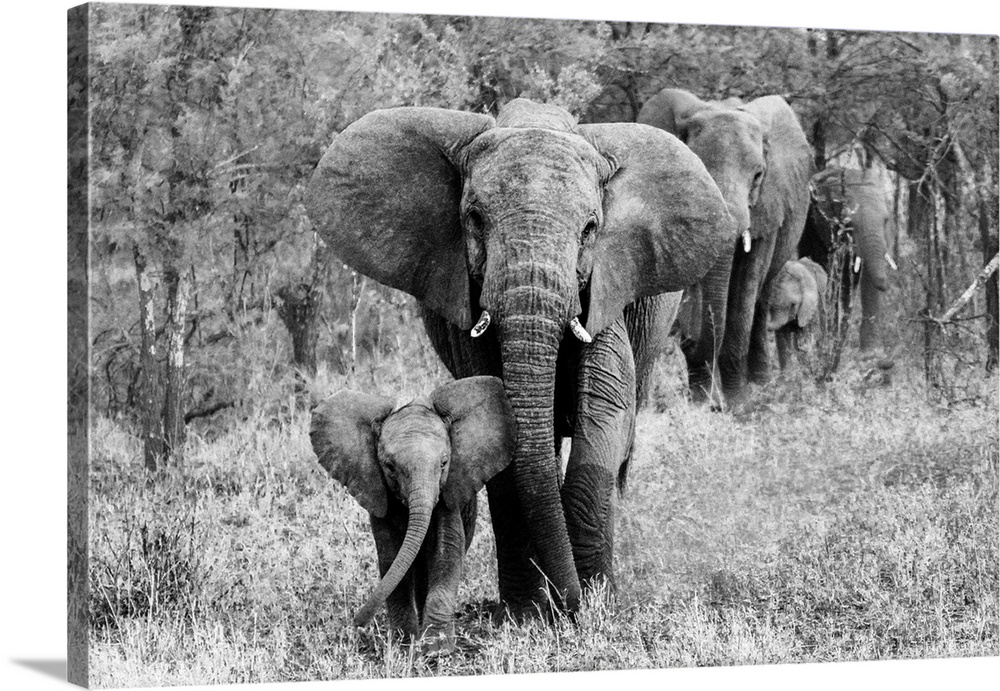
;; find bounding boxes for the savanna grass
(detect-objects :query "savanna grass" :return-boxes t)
[87,353,999,686]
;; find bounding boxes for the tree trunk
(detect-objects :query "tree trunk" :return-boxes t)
[276,282,324,376]
[979,194,999,370]
[133,245,165,471]
[161,263,190,463]
[349,272,365,371]
[277,234,331,379]
[909,179,939,381]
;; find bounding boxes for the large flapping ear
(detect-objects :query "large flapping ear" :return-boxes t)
[310,391,396,517]
[305,107,494,329]
[576,123,734,336]
[742,96,814,235]
[637,88,711,142]
[430,376,515,509]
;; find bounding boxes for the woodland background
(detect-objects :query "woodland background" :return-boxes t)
[58,1,999,687]
[80,4,998,461]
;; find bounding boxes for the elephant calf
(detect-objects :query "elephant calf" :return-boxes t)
[310,376,514,654]
[766,257,828,370]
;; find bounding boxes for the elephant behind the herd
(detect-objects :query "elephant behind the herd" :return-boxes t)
[637,88,815,409]
[305,98,734,621]
[799,166,896,357]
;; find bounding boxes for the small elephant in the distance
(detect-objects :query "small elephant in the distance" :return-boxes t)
[310,375,515,654]
[766,257,829,370]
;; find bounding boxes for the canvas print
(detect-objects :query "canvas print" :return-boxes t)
[67,2,999,687]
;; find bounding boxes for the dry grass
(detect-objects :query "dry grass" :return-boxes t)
[86,355,999,687]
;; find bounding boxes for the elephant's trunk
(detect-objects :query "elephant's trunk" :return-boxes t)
[353,494,434,627]
[496,282,581,613]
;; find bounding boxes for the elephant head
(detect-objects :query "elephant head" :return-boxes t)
[310,376,515,627]
[305,99,732,611]
[766,258,828,332]
[639,89,813,403]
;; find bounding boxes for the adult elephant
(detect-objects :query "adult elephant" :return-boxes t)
[305,99,733,618]
[638,89,813,407]
[799,166,894,354]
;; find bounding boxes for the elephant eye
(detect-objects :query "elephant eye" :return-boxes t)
[581,214,599,242]
[749,170,765,205]
[465,207,486,235]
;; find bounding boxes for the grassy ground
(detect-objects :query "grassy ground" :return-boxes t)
[87,354,999,687]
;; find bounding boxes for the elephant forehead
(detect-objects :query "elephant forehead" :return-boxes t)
[689,111,765,164]
[465,129,605,204]
[495,98,577,130]
[380,405,450,456]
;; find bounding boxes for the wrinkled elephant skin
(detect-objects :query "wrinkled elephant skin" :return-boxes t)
[639,88,814,408]
[305,99,733,618]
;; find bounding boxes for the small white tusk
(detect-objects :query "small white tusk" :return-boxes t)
[884,252,898,271]
[569,317,593,343]
[470,310,491,338]
[742,230,752,253]
[854,256,862,273]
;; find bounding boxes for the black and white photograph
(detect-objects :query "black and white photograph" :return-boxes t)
[12,0,1000,688]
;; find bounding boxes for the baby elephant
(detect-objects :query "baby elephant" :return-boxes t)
[310,375,514,653]
[766,257,829,369]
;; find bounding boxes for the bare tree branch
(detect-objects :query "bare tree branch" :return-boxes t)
[932,253,1000,324]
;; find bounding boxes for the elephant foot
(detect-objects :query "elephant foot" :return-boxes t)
[420,625,457,657]
[747,367,771,386]
[722,383,751,413]
[492,592,555,625]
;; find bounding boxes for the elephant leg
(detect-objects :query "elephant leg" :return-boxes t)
[420,308,545,619]
[369,513,419,640]
[747,301,773,384]
[562,318,636,592]
[775,324,795,370]
[485,470,548,621]
[420,505,467,654]
[719,232,777,403]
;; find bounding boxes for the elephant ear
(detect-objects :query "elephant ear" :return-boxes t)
[310,391,396,517]
[799,257,828,297]
[577,123,734,336]
[430,376,515,509]
[305,108,495,329]
[743,96,814,238]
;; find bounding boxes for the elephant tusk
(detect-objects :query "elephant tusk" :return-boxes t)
[470,310,491,338]
[884,252,898,271]
[854,256,862,273]
[742,230,752,253]
[569,317,593,343]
